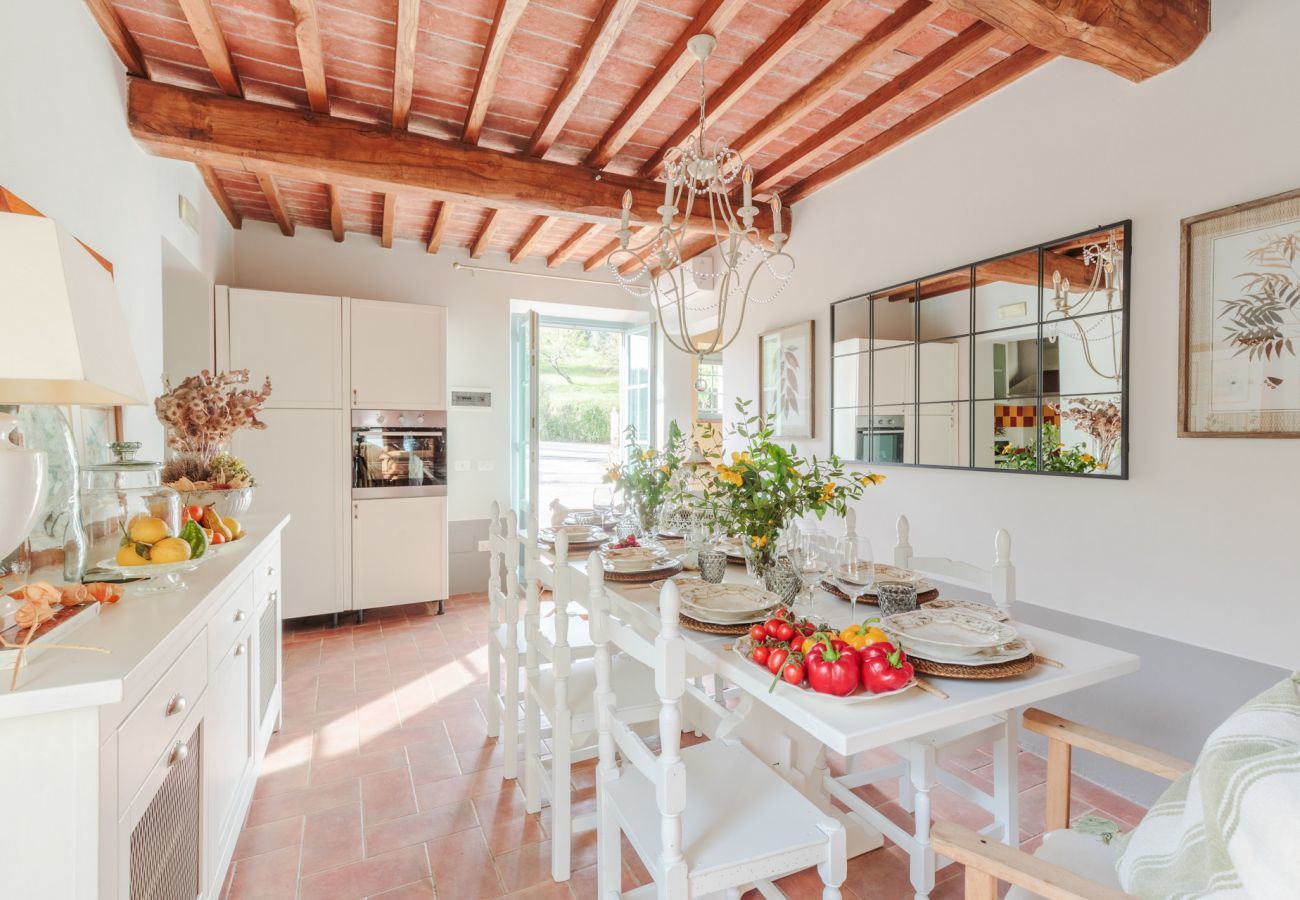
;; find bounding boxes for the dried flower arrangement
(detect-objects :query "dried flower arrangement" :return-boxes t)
[155,369,272,488]
[1056,397,1122,470]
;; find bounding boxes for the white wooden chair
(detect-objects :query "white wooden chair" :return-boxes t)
[933,707,1194,900]
[592,574,849,899]
[522,527,658,882]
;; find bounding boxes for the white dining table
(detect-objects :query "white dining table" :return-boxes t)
[562,555,1140,898]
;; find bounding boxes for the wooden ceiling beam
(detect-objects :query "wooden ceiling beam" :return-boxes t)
[729,0,942,163]
[510,216,552,263]
[427,201,455,253]
[471,209,502,259]
[256,173,294,236]
[391,0,421,129]
[548,222,598,268]
[755,22,1003,193]
[381,193,395,248]
[640,0,853,179]
[583,225,656,272]
[175,0,242,97]
[83,0,148,77]
[127,79,674,227]
[877,248,1095,301]
[463,0,530,144]
[946,0,1209,82]
[287,0,330,114]
[529,0,639,158]
[585,0,748,170]
[786,46,1053,203]
[198,164,241,229]
[327,184,344,241]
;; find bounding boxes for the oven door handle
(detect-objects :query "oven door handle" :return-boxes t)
[353,430,446,438]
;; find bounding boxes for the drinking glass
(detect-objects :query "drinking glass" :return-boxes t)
[592,485,614,527]
[793,530,833,613]
[831,536,875,621]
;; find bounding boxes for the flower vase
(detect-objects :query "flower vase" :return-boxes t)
[633,503,658,541]
[741,536,777,582]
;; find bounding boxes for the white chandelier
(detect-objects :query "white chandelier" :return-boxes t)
[1044,228,1123,382]
[608,33,794,366]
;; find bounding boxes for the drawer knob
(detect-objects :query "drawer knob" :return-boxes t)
[165,694,187,717]
[269,590,279,604]
[167,741,189,767]
[234,609,247,622]
[234,642,246,657]
[267,566,277,578]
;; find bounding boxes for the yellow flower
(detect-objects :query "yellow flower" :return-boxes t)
[1081,453,1095,465]
[818,482,836,503]
[857,472,885,486]
[641,449,657,460]
[658,465,670,474]
[750,535,768,549]
[605,467,621,482]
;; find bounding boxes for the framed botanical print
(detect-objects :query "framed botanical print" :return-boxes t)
[1180,187,1300,437]
[759,320,815,438]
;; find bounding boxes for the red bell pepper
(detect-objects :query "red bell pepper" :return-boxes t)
[803,633,861,696]
[861,643,914,693]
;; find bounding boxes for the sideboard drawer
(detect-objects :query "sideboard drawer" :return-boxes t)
[118,631,207,810]
[209,573,255,664]
[254,543,281,611]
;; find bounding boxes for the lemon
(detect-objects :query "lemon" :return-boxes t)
[128,515,169,545]
[150,537,192,564]
[221,516,243,539]
[116,544,149,567]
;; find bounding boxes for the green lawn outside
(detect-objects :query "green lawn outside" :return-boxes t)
[538,326,620,444]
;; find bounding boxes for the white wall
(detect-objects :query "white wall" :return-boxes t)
[0,2,234,455]
[232,224,662,522]
[726,0,1300,670]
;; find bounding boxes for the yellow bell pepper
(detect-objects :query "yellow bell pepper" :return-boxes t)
[838,618,889,650]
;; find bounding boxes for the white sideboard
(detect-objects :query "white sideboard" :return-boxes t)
[0,515,288,900]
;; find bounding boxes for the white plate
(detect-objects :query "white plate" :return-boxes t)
[884,608,1019,659]
[603,555,678,575]
[97,556,205,577]
[673,581,778,618]
[540,525,608,545]
[904,636,1036,667]
[600,546,669,571]
[921,598,1010,622]
[732,638,916,703]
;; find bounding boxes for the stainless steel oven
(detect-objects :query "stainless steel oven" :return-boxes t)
[351,410,447,498]
[856,414,905,464]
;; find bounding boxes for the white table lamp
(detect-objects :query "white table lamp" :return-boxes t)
[0,211,147,565]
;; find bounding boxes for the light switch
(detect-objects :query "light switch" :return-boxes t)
[454,460,471,472]
[477,460,495,471]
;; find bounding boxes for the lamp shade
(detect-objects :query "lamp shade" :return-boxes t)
[0,212,146,405]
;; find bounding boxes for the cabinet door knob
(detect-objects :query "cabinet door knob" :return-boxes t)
[234,642,245,657]
[269,590,279,604]
[234,609,247,622]
[165,694,187,717]
[167,741,189,767]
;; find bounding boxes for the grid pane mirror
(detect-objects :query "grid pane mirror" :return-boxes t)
[831,222,1130,478]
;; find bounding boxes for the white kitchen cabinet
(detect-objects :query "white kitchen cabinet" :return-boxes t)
[352,496,448,611]
[233,409,346,618]
[227,288,343,408]
[205,627,253,863]
[350,299,446,410]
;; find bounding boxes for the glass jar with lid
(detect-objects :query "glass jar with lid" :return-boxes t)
[80,441,182,575]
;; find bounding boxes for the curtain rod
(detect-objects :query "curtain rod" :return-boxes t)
[451,261,622,287]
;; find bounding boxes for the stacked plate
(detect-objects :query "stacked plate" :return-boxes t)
[672,580,779,625]
[539,524,609,547]
[600,545,678,575]
[882,608,1033,665]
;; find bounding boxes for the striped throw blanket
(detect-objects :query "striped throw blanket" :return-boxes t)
[1115,673,1300,898]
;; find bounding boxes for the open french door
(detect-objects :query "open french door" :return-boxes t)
[620,322,656,445]
[510,310,539,525]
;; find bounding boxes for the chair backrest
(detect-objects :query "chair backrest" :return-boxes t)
[592,574,689,893]
[893,514,1015,612]
[487,501,521,630]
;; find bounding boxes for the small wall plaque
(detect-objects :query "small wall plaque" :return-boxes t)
[451,389,492,410]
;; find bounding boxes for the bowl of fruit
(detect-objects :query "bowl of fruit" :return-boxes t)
[163,453,256,519]
[182,503,245,551]
[100,512,212,593]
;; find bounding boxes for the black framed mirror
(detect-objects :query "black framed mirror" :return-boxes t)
[830,221,1130,478]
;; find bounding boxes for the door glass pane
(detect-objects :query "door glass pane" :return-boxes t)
[974,325,1041,401]
[976,249,1038,333]
[623,326,652,443]
[1042,227,1125,321]
[918,402,970,467]
[509,312,536,518]
[918,268,971,341]
[919,337,969,402]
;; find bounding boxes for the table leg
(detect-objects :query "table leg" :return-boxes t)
[908,741,937,900]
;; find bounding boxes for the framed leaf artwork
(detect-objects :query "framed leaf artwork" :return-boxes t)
[759,320,815,438]
[1180,187,1300,437]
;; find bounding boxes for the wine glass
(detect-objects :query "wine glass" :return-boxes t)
[592,485,614,528]
[794,530,833,613]
[831,535,875,621]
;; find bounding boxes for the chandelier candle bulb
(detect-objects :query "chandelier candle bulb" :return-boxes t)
[742,165,753,207]
[621,189,632,229]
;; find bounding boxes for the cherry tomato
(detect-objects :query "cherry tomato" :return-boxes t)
[774,621,796,643]
[783,660,805,685]
[764,617,785,639]
[767,647,789,675]
[749,624,767,643]
[773,607,790,619]
[210,532,227,545]
[751,645,770,666]
[798,621,817,637]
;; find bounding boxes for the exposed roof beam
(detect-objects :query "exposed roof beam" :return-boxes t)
[640,0,853,178]
[381,193,395,248]
[583,225,655,272]
[754,23,1003,193]
[176,0,242,97]
[946,0,1209,82]
[585,0,748,170]
[128,79,672,226]
[511,216,552,263]
[729,0,941,163]
[391,0,421,129]
[287,0,330,114]
[877,249,1094,301]
[786,46,1053,203]
[463,0,530,144]
[427,201,455,253]
[83,0,148,77]
[198,164,241,229]
[471,209,502,259]
[256,173,294,236]
[548,223,598,268]
[327,184,343,241]
[529,0,639,158]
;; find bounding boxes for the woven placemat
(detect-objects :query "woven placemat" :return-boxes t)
[604,561,683,583]
[820,581,940,605]
[539,539,606,553]
[678,613,755,636]
[909,653,1035,679]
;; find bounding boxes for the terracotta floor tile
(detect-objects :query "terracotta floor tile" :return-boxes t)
[369,879,437,899]
[299,843,432,900]
[473,788,547,854]
[416,765,510,808]
[227,843,301,900]
[312,746,408,786]
[503,880,574,899]
[426,828,506,899]
[365,801,480,857]
[407,735,463,785]
[301,801,364,876]
[362,767,419,824]
[247,777,360,827]
[231,815,303,861]
[843,844,918,898]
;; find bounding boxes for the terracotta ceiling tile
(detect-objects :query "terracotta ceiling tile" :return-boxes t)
[928,7,981,34]
[993,33,1027,55]
[897,24,959,57]
[826,0,891,34]
[640,0,706,18]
